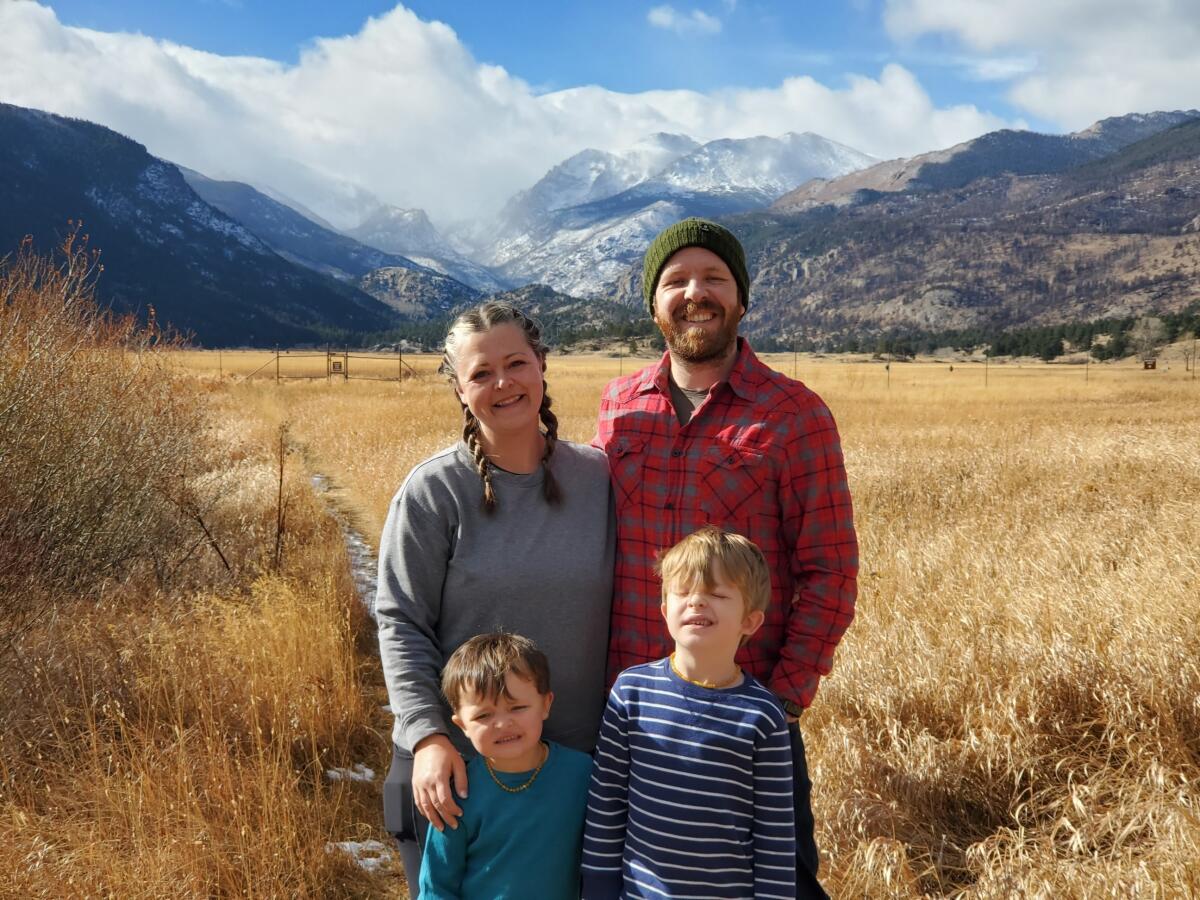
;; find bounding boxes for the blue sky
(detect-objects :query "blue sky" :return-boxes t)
[6,2,1199,223]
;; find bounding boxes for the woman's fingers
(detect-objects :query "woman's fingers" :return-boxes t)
[433,780,463,829]
[415,783,447,832]
[451,752,469,802]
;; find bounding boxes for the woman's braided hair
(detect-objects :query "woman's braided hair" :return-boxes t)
[439,301,560,513]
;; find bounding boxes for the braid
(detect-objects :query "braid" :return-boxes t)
[442,300,562,510]
[462,406,497,512]
[539,388,561,505]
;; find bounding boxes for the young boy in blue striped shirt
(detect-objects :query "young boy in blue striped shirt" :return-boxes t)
[582,526,796,899]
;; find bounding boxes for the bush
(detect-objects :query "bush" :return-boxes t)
[0,230,211,648]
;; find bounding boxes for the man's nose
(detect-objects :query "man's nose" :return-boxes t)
[683,277,705,300]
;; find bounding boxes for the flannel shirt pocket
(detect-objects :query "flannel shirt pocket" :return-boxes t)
[606,436,647,504]
[701,441,765,521]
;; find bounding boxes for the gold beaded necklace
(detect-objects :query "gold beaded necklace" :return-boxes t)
[484,741,549,793]
[669,653,741,689]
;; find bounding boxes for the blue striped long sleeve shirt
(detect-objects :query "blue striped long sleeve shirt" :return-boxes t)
[581,659,796,899]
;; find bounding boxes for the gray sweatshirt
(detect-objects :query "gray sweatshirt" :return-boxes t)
[375,440,615,756]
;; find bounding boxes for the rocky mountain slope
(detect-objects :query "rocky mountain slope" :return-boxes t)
[731,115,1200,342]
[0,103,402,346]
[481,283,642,343]
[358,266,480,319]
[773,110,1200,213]
[180,168,425,280]
[348,206,506,292]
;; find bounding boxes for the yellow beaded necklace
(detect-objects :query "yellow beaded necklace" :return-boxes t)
[669,653,741,689]
[484,741,549,793]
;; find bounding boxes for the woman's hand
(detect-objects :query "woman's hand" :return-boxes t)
[412,733,468,831]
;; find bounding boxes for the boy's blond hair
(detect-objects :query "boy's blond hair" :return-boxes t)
[441,632,551,712]
[655,525,771,616]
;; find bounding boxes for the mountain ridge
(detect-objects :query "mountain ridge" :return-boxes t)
[0,102,401,346]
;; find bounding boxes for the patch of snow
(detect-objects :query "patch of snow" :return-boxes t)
[310,474,379,612]
[186,201,268,253]
[325,839,396,874]
[325,763,376,783]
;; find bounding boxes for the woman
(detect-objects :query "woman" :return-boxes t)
[375,301,615,892]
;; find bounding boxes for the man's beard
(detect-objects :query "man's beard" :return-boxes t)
[655,302,739,364]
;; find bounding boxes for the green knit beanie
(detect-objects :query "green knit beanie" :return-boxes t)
[641,217,750,316]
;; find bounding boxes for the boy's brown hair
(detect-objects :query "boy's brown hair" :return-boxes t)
[655,525,772,616]
[441,632,551,712]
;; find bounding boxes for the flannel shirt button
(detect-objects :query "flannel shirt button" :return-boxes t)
[665,502,674,510]
[671,449,682,458]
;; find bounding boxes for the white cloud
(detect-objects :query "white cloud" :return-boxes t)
[961,55,1038,82]
[647,6,722,36]
[884,0,1200,128]
[0,2,1010,226]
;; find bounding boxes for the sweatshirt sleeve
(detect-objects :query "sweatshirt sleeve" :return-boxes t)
[752,716,797,899]
[375,464,456,751]
[581,685,630,900]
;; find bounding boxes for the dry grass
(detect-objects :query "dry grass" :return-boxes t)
[0,412,390,897]
[206,352,1199,898]
[7,338,1198,897]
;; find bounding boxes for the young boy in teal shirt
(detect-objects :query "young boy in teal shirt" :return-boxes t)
[418,633,593,899]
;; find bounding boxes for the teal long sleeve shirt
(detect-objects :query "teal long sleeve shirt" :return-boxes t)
[419,742,593,900]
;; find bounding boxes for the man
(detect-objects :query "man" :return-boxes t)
[594,217,858,898]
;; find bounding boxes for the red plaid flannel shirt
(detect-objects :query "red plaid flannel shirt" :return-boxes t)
[594,339,858,709]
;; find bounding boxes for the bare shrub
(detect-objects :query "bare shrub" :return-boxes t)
[0,229,212,649]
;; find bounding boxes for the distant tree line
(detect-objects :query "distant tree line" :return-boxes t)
[754,302,1199,361]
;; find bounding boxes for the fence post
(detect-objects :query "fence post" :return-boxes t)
[343,350,349,382]
[399,345,403,384]
[275,346,280,384]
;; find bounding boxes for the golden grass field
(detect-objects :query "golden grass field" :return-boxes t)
[5,347,1199,898]
[214,351,1200,896]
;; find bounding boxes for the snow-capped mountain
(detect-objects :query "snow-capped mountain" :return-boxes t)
[348,205,507,292]
[649,132,874,198]
[491,133,701,239]
[480,132,877,297]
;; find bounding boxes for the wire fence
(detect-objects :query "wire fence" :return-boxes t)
[240,349,421,383]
